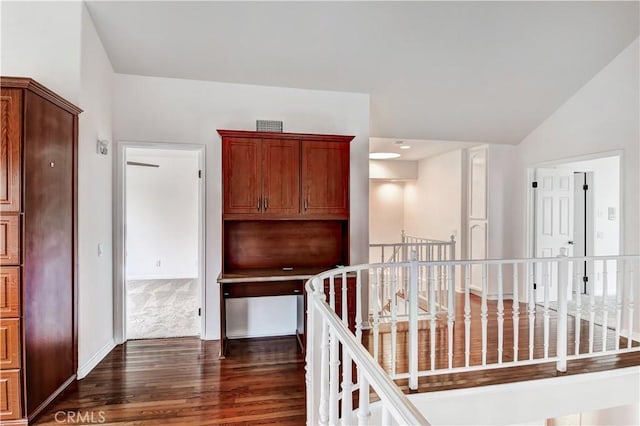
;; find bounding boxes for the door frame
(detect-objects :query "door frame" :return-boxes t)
[114,140,206,344]
[525,150,624,302]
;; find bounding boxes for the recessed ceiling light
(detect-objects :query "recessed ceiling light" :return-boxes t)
[369,152,401,160]
[399,145,411,150]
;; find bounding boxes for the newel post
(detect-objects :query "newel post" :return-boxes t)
[306,278,324,426]
[556,249,569,373]
[409,250,419,390]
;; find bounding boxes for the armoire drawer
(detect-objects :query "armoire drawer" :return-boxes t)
[0,369,22,420]
[0,215,19,266]
[0,318,20,369]
[0,267,20,317]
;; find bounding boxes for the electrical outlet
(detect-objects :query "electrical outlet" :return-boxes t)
[156,260,161,267]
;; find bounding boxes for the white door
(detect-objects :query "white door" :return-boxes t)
[534,168,574,302]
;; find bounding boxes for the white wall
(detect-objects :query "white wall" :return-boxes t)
[0,1,82,104]
[1,1,116,378]
[514,38,639,258]
[404,150,463,259]
[549,403,640,426]
[126,149,199,280]
[77,4,115,378]
[369,160,418,180]
[113,73,370,339]
[369,181,405,262]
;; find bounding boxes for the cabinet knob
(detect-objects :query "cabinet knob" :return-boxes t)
[257,197,261,211]
[223,292,230,296]
[293,289,301,293]
[50,162,55,168]
[264,197,268,211]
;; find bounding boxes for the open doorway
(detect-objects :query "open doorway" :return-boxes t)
[114,143,205,343]
[530,153,622,301]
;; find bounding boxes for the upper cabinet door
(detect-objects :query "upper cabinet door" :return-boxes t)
[0,89,22,213]
[301,141,350,217]
[262,139,300,215]
[223,137,261,214]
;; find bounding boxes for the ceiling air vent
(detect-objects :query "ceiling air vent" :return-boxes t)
[256,120,283,132]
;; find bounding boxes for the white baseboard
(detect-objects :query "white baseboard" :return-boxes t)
[226,328,297,339]
[77,338,116,379]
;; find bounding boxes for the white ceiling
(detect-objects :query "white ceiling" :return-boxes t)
[86,1,639,144]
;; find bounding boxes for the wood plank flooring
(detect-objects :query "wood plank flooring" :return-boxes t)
[33,337,305,425]
[32,293,640,424]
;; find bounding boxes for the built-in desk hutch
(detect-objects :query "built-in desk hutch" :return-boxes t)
[217,129,354,358]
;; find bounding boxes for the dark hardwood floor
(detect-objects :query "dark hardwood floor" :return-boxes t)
[33,294,640,424]
[33,337,306,425]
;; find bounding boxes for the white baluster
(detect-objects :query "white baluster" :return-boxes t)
[615,260,623,351]
[543,262,550,359]
[589,259,596,354]
[381,405,391,426]
[447,264,455,369]
[601,260,609,352]
[512,263,520,362]
[372,269,380,362]
[481,264,488,366]
[355,270,363,342]
[319,317,330,425]
[329,275,336,311]
[528,263,536,360]
[464,264,471,367]
[390,266,398,376]
[357,376,370,425]
[329,326,339,426]
[574,268,582,356]
[429,265,437,371]
[340,273,353,426]
[627,269,635,349]
[556,250,569,373]
[497,264,504,364]
[409,254,419,390]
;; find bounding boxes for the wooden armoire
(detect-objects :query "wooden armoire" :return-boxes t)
[0,77,80,424]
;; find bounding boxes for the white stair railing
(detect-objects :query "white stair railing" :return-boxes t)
[305,275,429,426]
[306,254,640,423]
[369,233,456,320]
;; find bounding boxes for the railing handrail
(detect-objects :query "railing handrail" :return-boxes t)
[321,254,640,276]
[307,280,430,425]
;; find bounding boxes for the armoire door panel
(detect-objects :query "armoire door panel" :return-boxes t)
[0,215,19,265]
[0,318,20,369]
[0,89,22,213]
[223,137,261,214]
[24,90,74,415]
[0,267,20,317]
[262,139,300,215]
[0,369,21,421]
[301,141,349,217]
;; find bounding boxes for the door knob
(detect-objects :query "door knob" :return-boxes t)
[568,241,574,245]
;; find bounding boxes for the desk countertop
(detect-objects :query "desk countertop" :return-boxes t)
[217,266,346,283]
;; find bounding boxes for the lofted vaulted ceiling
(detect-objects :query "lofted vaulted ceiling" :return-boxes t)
[86,1,639,144]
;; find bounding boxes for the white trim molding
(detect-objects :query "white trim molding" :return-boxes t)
[77,339,116,379]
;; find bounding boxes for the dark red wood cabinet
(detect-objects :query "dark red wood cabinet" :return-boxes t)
[217,129,353,358]
[0,77,80,424]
